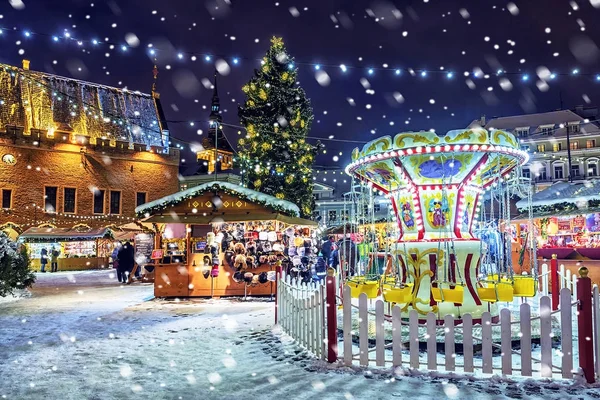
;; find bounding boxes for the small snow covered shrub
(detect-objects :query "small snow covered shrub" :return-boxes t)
[0,232,35,297]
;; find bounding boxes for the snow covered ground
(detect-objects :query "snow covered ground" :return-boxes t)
[0,270,598,399]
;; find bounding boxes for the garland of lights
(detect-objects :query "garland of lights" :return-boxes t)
[2,26,600,82]
[136,181,300,218]
[518,200,600,214]
[20,230,115,243]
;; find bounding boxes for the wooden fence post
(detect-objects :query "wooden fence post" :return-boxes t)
[326,267,338,363]
[275,261,282,324]
[577,266,595,383]
[551,254,559,311]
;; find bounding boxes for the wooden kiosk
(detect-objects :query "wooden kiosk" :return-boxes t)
[136,182,317,298]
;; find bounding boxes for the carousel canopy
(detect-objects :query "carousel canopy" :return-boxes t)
[19,227,113,243]
[516,180,600,214]
[135,182,312,224]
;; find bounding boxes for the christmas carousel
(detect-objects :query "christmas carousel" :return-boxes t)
[343,128,536,322]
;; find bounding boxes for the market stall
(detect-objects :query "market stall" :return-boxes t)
[136,182,317,298]
[19,227,113,271]
[514,180,600,285]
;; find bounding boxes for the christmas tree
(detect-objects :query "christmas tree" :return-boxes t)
[237,37,320,218]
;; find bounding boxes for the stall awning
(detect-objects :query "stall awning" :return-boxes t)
[142,212,317,226]
[19,227,113,243]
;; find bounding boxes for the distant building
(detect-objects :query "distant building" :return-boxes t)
[0,61,180,239]
[179,72,241,191]
[314,184,391,227]
[313,182,335,201]
[469,107,600,191]
[195,72,234,174]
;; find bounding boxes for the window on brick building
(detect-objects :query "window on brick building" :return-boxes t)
[93,189,105,214]
[63,188,76,213]
[1,189,12,209]
[136,192,147,208]
[44,186,58,213]
[110,191,121,214]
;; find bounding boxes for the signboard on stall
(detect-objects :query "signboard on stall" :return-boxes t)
[557,219,572,232]
[134,234,154,264]
[151,249,164,260]
[573,215,585,233]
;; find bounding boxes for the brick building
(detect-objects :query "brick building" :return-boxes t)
[0,61,179,239]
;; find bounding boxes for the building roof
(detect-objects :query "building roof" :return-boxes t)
[0,62,168,149]
[313,182,335,191]
[469,109,600,140]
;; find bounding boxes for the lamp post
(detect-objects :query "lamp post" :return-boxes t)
[565,123,573,182]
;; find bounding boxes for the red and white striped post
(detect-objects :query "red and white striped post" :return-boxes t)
[326,267,338,363]
[577,266,595,383]
[551,254,559,311]
[275,261,283,324]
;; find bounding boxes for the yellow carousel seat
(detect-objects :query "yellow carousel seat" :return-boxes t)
[347,276,379,299]
[431,283,465,304]
[381,277,414,303]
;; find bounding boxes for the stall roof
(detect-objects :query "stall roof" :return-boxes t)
[141,212,317,226]
[19,227,113,242]
[135,181,301,218]
[516,180,600,209]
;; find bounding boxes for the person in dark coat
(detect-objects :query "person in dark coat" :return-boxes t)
[117,241,135,283]
[321,236,336,267]
[40,248,48,273]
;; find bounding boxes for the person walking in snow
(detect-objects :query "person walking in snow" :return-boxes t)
[117,241,135,284]
[50,246,60,272]
[40,248,48,273]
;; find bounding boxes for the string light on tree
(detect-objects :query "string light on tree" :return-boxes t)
[237,37,321,217]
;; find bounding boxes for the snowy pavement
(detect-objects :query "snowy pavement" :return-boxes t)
[0,270,597,400]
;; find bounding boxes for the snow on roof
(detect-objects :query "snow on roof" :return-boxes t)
[135,181,300,217]
[516,180,600,209]
[0,62,168,149]
[19,227,112,242]
[484,110,584,129]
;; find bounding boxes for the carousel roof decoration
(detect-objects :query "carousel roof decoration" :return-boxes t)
[135,182,301,218]
[0,62,169,149]
[346,128,528,194]
[18,227,114,243]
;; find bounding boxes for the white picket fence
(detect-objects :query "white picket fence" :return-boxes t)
[340,286,580,379]
[276,273,600,381]
[276,274,326,360]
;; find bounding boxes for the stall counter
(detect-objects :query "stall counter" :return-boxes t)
[154,255,276,298]
[30,257,110,271]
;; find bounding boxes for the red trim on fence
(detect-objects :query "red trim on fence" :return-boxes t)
[326,269,338,363]
[576,267,595,383]
[275,263,282,324]
[551,255,559,311]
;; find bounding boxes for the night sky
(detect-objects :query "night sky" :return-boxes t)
[1,0,600,190]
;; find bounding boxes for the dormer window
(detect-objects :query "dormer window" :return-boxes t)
[567,122,580,134]
[515,127,529,137]
[539,125,554,135]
